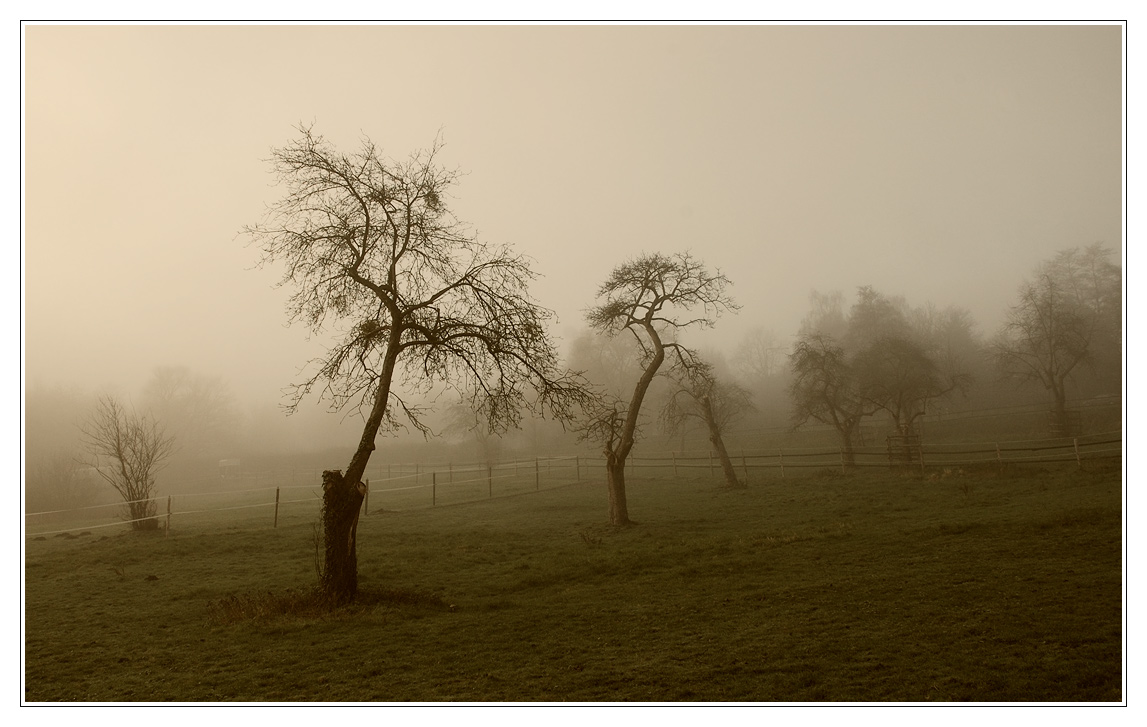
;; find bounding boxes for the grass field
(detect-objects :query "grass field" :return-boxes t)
[23,462,1123,703]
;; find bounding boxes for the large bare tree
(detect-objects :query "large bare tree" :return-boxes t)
[244,126,587,603]
[584,252,736,526]
[80,396,176,530]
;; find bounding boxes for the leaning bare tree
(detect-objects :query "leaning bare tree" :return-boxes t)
[584,252,736,526]
[80,396,176,530]
[661,360,754,489]
[244,126,588,604]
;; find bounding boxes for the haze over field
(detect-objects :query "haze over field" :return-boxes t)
[23,23,1123,415]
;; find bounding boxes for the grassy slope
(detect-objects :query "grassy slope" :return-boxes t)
[24,465,1123,702]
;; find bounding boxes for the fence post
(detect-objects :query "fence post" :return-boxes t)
[166,495,171,536]
[488,465,493,498]
[995,443,1002,470]
[840,449,846,475]
[364,479,369,516]
[576,455,581,482]
[673,452,678,478]
[741,451,749,484]
[709,451,714,476]
[432,471,437,506]
[779,450,785,479]
[1074,437,1082,469]
[274,487,280,528]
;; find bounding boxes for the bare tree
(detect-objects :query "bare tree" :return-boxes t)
[788,334,878,467]
[661,360,754,488]
[244,126,588,603]
[991,243,1121,433]
[732,326,785,383]
[80,396,176,530]
[852,336,969,435]
[791,287,973,463]
[584,252,736,526]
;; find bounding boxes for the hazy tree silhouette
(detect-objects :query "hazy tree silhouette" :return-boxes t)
[788,334,877,467]
[661,360,754,488]
[442,398,504,470]
[991,243,1121,434]
[583,252,736,526]
[790,287,971,465]
[847,287,971,435]
[244,126,589,603]
[141,366,237,461]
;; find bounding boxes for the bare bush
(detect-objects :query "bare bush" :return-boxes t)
[80,396,176,530]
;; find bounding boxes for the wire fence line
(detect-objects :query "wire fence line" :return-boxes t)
[24,455,587,539]
[625,430,1122,476]
[25,433,1121,540]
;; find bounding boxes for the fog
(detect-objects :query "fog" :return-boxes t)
[23,24,1123,453]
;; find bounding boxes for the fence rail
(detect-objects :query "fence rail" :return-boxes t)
[627,432,1121,476]
[25,433,1121,540]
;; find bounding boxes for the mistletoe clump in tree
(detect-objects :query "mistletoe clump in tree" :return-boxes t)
[244,126,588,604]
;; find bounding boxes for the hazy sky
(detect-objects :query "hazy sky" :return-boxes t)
[22,23,1124,407]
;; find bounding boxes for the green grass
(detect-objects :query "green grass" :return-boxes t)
[23,464,1123,702]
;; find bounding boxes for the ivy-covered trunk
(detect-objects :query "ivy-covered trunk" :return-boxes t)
[320,470,367,605]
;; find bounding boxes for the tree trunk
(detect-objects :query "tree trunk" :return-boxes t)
[605,454,631,527]
[128,498,159,530]
[710,432,742,488]
[320,470,367,604]
[317,331,400,604]
[1049,377,1070,435]
[598,324,664,528]
[702,396,742,488]
[840,428,858,469]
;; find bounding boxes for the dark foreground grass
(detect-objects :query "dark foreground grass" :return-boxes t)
[24,465,1123,702]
